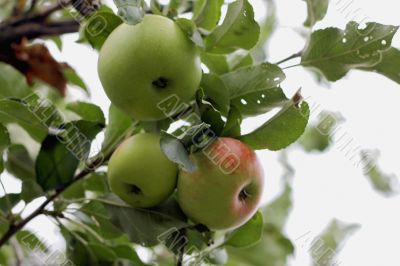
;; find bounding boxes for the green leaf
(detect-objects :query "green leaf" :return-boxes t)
[221,106,242,138]
[0,193,21,213]
[201,51,254,75]
[310,219,360,266]
[114,0,145,25]
[160,131,196,172]
[62,68,89,94]
[299,112,342,152]
[0,98,48,142]
[221,63,287,117]
[21,180,43,202]
[263,183,292,230]
[226,183,294,266]
[225,211,263,248]
[66,101,105,125]
[175,18,204,47]
[360,47,400,85]
[239,95,310,151]
[0,63,31,99]
[83,11,123,50]
[196,90,225,135]
[303,0,329,28]
[16,230,48,252]
[5,144,35,181]
[49,36,63,51]
[301,22,399,81]
[200,74,230,116]
[0,124,10,161]
[103,195,188,247]
[360,150,399,196]
[112,244,150,265]
[102,104,136,156]
[36,120,103,191]
[205,0,260,54]
[193,0,224,31]
[88,243,118,262]
[84,172,110,193]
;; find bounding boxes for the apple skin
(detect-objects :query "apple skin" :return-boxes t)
[108,133,178,208]
[98,15,202,121]
[177,138,264,230]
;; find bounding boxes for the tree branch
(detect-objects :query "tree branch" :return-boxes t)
[0,20,79,44]
[0,155,108,248]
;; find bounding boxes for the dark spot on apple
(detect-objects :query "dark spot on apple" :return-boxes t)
[239,188,250,201]
[152,77,169,89]
[130,184,142,195]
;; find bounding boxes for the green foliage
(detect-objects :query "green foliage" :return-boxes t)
[114,0,145,24]
[103,195,188,246]
[62,68,89,94]
[360,150,399,196]
[221,63,287,117]
[160,131,196,172]
[302,22,399,82]
[101,104,137,156]
[66,101,106,125]
[81,10,123,50]
[205,0,260,54]
[310,219,360,266]
[193,0,224,31]
[227,183,294,266]
[240,95,310,150]
[360,47,400,84]
[35,121,103,191]
[299,112,343,152]
[303,0,329,28]
[225,211,263,248]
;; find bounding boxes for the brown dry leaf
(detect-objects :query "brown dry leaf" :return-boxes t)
[12,38,69,96]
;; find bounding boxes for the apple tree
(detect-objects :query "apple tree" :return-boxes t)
[0,0,398,265]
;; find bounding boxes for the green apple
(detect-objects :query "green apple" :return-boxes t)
[98,15,202,121]
[177,138,264,230]
[108,133,178,208]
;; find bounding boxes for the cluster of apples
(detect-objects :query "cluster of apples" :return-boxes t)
[98,15,265,230]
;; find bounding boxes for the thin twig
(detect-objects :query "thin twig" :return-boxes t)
[275,51,303,65]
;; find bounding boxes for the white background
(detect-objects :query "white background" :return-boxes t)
[2,0,400,265]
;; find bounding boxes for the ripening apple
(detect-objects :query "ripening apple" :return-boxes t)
[98,15,202,121]
[108,133,178,208]
[177,138,264,230]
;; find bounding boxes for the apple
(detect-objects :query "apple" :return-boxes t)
[98,15,202,121]
[108,133,178,208]
[177,138,264,230]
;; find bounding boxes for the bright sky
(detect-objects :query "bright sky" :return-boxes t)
[2,0,400,265]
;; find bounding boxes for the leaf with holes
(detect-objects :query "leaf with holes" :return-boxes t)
[301,22,399,81]
[221,63,287,117]
[360,47,400,85]
[239,93,310,150]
